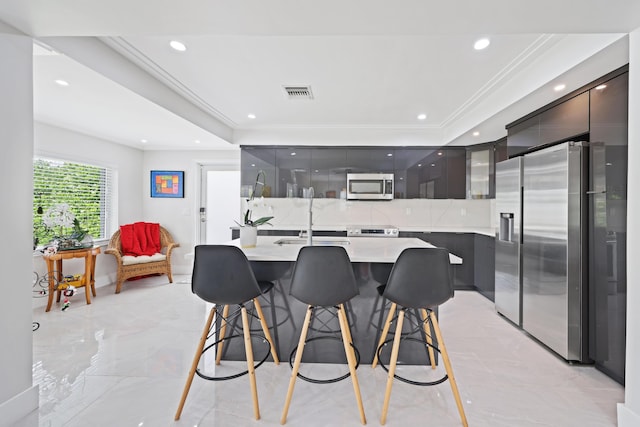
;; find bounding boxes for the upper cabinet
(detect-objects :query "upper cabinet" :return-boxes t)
[506,115,539,157]
[507,91,589,156]
[539,92,589,145]
[275,147,312,198]
[346,148,395,173]
[310,148,349,199]
[241,146,471,200]
[241,147,276,197]
[465,138,507,200]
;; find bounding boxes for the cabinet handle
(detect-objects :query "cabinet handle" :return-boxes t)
[586,190,606,195]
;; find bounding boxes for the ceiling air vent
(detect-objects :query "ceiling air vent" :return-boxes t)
[284,85,314,99]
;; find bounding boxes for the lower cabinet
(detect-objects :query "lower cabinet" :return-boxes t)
[474,234,495,301]
[400,231,495,300]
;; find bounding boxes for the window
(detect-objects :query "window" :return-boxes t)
[33,157,114,245]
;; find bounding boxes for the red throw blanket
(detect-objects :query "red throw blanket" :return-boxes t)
[120,222,161,256]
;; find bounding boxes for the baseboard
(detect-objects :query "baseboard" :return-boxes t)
[618,402,640,427]
[0,385,39,426]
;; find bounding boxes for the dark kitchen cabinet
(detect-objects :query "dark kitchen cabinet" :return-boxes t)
[446,148,467,199]
[507,93,589,157]
[400,231,475,290]
[275,147,312,198]
[310,148,349,199]
[346,148,395,174]
[241,147,276,197]
[393,148,441,199]
[507,115,539,157]
[539,92,589,145]
[241,145,470,199]
[474,233,495,301]
[588,71,628,385]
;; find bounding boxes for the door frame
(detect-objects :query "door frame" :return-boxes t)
[197,161,240,245]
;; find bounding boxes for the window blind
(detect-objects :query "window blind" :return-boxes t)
[33,157,114,244]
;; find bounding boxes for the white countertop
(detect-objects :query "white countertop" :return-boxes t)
[226,235,462,264]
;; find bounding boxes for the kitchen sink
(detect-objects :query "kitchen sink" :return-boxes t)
[273,238,350,246]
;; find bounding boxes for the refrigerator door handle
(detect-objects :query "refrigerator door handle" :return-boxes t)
[586,190,607,195]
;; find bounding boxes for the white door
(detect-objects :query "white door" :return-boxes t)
[199,166,240,244]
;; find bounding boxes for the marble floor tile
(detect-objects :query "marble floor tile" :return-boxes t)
[24,275,623,426]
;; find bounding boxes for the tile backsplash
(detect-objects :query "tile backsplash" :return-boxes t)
[245,198,495,231]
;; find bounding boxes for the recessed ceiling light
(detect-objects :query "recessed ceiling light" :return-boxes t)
[474,38,490,50]
[596,84,607,90]
[431,163,436,167]
[194,140,201,144]
[554,84,566,91]
[251,163,256,167]
[417,113,427,120]
[169,40,187,52]
[387,153,393,157]
[418,164,422,167]
[315,170,319,173]
[140,139,147,143]
[55,79,69,86]
[473,131,480,137]
[437,152,443,156]
[399,177,403,180]
[247,113,256,119]
[291,152,296,156]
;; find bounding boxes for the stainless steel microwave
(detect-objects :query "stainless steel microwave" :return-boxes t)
[346,173,394,200]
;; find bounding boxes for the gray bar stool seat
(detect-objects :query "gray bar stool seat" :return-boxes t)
[174,245,280,421]
[371,247,468,426]
[281,245,367,425]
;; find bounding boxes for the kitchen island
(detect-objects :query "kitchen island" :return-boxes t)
[227,235,462,264]
[216,236,461,365]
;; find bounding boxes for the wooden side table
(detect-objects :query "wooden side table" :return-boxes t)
[43,246,101,312]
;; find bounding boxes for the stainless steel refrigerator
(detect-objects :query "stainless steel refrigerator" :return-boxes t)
[494,157,522,326]
[495,141,589,363]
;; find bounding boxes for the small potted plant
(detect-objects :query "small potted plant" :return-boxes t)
[237,171,273,248]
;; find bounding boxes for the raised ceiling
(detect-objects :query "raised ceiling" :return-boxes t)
[1,1,639,150]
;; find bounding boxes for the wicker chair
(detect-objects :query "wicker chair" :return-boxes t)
[105,226,179,293]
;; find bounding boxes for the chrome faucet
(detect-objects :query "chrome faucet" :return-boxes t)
[307,187,314,245]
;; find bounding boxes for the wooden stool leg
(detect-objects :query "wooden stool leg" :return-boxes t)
[281,305,313,425]
[241,305,261,420]
[429,311,468,427]
[175,306,216,420]
[420,309,437,369]
[342,303,355,346]
[215,304,230,365]
[380,309,405,425]
[253,298,280,364]
[338,304,367,425]
[46,277,55,312]
[372,302,397,368]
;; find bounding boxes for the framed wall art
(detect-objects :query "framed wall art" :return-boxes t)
[150,170,184,198]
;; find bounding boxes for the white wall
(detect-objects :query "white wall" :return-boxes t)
[0,29,39,424]
[619,26,640,427]
[142,149,240,274]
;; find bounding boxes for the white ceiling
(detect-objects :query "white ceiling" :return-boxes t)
[1,1,639,151]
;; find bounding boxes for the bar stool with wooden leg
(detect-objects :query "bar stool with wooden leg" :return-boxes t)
[174,245,280,421]
[280,246,367,425]
[372,247,468,427]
